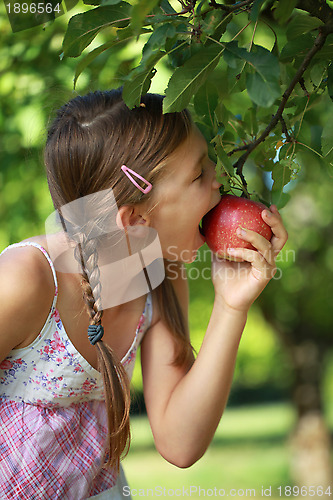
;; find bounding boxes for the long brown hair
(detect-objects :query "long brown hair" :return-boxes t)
[44,88,194,470]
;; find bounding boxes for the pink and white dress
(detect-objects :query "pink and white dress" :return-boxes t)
[0,241,152,500]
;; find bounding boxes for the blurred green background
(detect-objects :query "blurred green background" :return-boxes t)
[1,1,332,497]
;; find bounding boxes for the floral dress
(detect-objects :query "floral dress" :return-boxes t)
[0,242,153,500]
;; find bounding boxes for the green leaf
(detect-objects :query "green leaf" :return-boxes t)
[160,0,177,14]
[246,72,279,107]
[271,160,292,192]
[168,40,193,68]
[83,0,123,4]
[321,119,333,160]
[116,24,151,41]
[201,9,229,39]
[280,33,314,61]
[249,0,265,22]
[271,160,292,209]
[257,155,275,172]
[163,45,224,113]
[215,102,230,126]
[195,0,206,16]
[219,174,232,193]
[121,22,179,106]
[195,121,216,150]
[286,14,324,41]
[193,80,218,127]
[73,40,114,88]
[229,115,247,140]
[244,107,258,136]
[122,50,165,108]
[214,141,235,177]
[222,130,235,145]
[148,13,188,25]
[313,33,333,60]
[271,191,291,209]
[224,42,280,107]
[130,0,160,36]
[144,23,176,52]
[327,63,333,102]
[223,46,238,69]
[273,0,298,24]
[73,36,129,88]
[62,3,131,57]
[310,61,326,87]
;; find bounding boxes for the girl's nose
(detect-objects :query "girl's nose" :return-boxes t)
[211,165,222,190]
[208,159,221,189]
[212,176,222,190]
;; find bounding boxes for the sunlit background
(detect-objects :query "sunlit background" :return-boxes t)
[1,1,332,498]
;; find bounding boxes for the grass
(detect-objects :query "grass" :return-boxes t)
[124,403,299,499]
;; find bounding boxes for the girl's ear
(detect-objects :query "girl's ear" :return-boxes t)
[116,205,150,230]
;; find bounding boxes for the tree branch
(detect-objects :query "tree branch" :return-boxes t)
[233,26,333,176]
[209,0,253,13]
[299,77,310,97]
[279,115,292,142]
[227,143,250,156]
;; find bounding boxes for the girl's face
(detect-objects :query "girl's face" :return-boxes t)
[149,126,221,263]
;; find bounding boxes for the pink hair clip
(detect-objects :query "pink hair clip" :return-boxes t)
[121,165,152,194]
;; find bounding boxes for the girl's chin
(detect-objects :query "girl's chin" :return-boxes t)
[186,250,199,264]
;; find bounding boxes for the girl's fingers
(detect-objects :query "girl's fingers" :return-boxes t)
[221,205,287,279]
[236,227,276,267]
[261,205,288,254]
[226,247,277,280]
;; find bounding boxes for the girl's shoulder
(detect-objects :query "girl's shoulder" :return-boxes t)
[0,237,56,353]
[0,236,54,290]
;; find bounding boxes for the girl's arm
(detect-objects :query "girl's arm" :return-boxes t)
[0,247,55,362]
[141,291,246,468]
[140,206,288,468]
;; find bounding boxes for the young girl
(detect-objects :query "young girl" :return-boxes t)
[0,88,288,499]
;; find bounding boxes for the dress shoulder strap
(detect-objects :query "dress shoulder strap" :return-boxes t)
[0,242,58,307]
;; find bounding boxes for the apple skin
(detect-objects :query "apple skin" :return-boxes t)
[202,194,272,261]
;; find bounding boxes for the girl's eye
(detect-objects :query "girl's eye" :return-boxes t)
[193,169,204,182]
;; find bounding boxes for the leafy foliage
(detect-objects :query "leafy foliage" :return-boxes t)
[0,2,130,249]
[60,0,333,206]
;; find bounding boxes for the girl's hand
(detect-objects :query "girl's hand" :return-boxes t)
[211,205,288,313]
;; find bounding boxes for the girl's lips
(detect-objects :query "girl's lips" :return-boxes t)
[199,204,216,240]
[198,198,220,244]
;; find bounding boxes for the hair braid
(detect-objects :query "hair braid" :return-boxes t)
[75,240,103,321]
[74,234,131,471]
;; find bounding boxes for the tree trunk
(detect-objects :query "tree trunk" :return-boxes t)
[289,411,332,489]
[288,341,333,490]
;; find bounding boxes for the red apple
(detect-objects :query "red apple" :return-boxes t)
[202,194,272,261]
